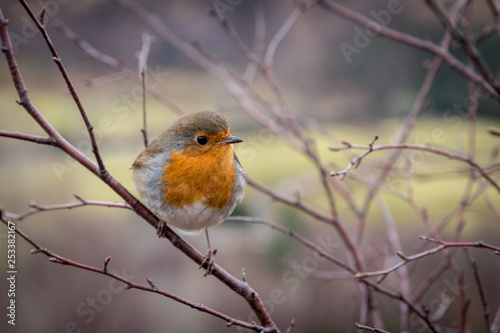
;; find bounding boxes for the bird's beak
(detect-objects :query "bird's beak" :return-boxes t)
[219,135,243,145]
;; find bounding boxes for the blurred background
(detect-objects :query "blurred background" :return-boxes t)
[1,0,499,332]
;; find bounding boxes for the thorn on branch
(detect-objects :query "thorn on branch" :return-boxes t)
[102,256,111,273]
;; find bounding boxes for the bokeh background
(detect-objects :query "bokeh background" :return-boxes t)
[1,1,499,332]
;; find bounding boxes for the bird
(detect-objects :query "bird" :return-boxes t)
[131,110,246,275]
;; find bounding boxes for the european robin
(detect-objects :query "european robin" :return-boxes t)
[132,110,246,274]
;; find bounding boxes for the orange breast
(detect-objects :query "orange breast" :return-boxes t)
[162,144,236,210]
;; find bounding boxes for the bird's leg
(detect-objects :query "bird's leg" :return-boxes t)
[156,220,168,238]
[199,228,217,276]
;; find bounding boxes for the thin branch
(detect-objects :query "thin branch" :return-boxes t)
[317,0,500,100]
[264,5,307,68]
[228,216,352,272]
[355,323,391,333]
[492,305,500,333]
[246,176,333,224]
[0,215,272,333]
[285,318,295,333]
[138,31,155,147]
[3,195,132,221]
[463,249,491,332]
[421,236,500,253]
[376,195,410,331]
[330,142,500,193]
[53,20,184,116]
[356,236,500,280]
[18,0,107,176]
[0,130,57,146]
[425,0,499,90]
[243,2,266,82]
[231,216,440,332]
[349,3,458,245]
[459,273,470,333]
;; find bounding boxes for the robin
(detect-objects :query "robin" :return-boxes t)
[132,110,246,275]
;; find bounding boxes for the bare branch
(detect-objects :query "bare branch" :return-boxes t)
[18,0,107,175]
[0,215,272,332]
[355,322,391,333]
[356,236,500,280]
[330,142,500,193]
[0,130,57,146]
[138,31,155,147]
[317,0,500,100]
[53,20,185,116]
[464,249,490,332]
[3,195,132,221]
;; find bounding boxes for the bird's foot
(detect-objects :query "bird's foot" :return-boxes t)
[156,220,168,238]
[199,248,217,277]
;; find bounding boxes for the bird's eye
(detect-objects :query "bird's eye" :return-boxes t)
[196,136,208,145]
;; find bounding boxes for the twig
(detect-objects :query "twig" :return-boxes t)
[138,32,155,147]
[228,216,352,272]
[421,236,500,254]
[349,3,459,246]
[355,236,500,280]
[243,2,266,82]
[317,0,500,100]
[376,194,410,330]
[0,215,272,332]
[492,305,500,333]
[264,5,307,68]
[330,136,378,180]
[53,20,184,116]
[330,142,500,193]
[0,130,57,146]
[18,0,107,176]
[355,323,391,333]
[458,272,469,333]
[246,176,333,224]
[285,318,295,333]
[231,216,439,332]
[463,249,491,332]
[425,0,499,91]
[3,195,132,221]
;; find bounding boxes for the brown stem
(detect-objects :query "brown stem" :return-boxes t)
[0,214,273,332]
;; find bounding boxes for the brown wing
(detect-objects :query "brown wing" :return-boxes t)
[131,130,171,169]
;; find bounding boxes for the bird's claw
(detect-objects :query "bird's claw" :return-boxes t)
[156,220,168,238]
[199,248,217,277]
